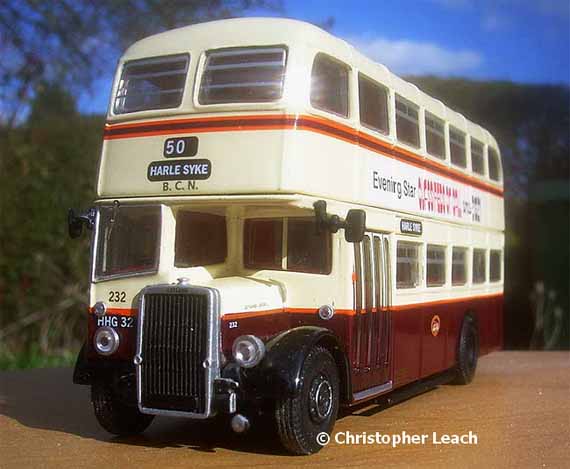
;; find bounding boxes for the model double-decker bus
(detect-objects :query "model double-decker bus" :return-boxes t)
[70,18,504,455]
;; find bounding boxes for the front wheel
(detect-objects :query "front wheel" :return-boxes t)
[91,380,154,436]
[452,315,479,385]
[275,346,339,455]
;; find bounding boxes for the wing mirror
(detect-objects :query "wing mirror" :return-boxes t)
[314,200,366,243]
[344,209,366,243]
[68,208,95,239]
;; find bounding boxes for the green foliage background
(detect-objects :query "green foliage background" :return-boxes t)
[0,86,103,367]
[0,78,568,369]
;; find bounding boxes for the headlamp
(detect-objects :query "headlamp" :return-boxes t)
[93,301,107,317]
[93,327,119,356]
[232,335,265,368]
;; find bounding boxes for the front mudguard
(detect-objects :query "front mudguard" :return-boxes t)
[72,343,90,384]
[72,342,133,385]
[242,326,351,402]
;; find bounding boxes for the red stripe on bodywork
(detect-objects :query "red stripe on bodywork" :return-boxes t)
[89,307,138,317]
[89,292,504,319]
[103,114,504,197]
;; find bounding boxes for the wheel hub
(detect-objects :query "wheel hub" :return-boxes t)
[309,374,333,423]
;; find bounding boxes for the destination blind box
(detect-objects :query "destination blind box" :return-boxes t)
[400,219,423,235]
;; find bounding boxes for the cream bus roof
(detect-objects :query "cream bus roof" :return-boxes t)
[120,17,497,151]
[122,17,348,61]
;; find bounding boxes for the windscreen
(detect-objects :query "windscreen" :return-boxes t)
[95,205,161,280]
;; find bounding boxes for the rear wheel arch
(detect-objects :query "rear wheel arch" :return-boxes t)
[452,311,479,385]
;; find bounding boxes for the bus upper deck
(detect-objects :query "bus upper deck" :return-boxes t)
[99,17,503,231]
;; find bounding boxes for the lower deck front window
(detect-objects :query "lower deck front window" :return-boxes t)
[244,217,331,274]
[95,205,160,280]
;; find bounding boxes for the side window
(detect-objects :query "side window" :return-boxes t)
[452,247,468,285]
[358,74,389,134]
[490,249,502,282]
[287,218,331,274]
[310,54,349,118]
[450,126,466,168]
[471,138,485,175]
[395,95,420,148]
[425,112,445,159]
[488,147,501,181]
[244,219,283,270]
[244,218,331,274]
[396,241,420,289]
[427,244,446,287]
[472,248,486,284]
[175,211,227,267]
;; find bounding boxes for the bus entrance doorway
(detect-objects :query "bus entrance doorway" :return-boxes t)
[352,233,392,398]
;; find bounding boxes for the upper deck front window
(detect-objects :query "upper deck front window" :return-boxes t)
[95,205,161,280]
[199,46,287,104]
[114,54,189,114]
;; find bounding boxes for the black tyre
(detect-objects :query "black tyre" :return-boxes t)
[91,380,154,436]
[452,315,479,385]
[275,346,339,455]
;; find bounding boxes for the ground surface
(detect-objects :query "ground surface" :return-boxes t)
[1,351,569,468]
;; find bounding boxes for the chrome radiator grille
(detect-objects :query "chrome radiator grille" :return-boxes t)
[137,287,219,417]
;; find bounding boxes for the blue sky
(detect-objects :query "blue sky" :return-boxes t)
[79,0,569,114]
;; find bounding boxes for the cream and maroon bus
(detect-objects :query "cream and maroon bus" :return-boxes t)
[70,17,504,455]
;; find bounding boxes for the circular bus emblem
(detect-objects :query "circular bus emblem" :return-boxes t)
[431,315,441,337]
